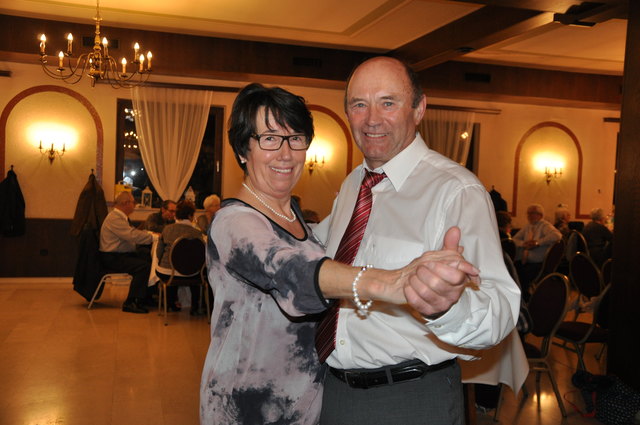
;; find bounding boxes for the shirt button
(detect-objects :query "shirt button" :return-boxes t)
[339,339,346,345]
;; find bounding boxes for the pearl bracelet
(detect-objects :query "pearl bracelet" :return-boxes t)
[352,265,373,317]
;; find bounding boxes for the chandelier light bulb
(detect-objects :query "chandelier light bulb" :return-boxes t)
[66,33,73,55]
[121,57,127,74]
[58,51,64,68]
[39,34,46,54]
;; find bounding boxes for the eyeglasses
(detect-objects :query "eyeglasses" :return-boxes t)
[251,133,310,151]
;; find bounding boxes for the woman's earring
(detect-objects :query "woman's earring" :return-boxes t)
[240,157,246,164]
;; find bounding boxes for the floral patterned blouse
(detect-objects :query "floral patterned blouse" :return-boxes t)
[200,199,329,425]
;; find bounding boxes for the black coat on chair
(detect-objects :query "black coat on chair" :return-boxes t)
[0,168,25,237]
[73,226,105,301]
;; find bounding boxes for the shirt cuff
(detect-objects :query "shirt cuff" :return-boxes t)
[423,292,470,334]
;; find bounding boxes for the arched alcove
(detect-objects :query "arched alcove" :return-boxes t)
[293,105,353,218]
[512,121,584,223]
[0,85,103,218]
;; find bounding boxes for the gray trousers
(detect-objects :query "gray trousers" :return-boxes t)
[320,360,464,425]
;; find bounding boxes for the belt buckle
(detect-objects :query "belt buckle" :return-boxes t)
[343,371,363,388]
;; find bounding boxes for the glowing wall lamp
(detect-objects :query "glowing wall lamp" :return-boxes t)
[306,143,330,175]
[39,140,66,164]
[543,166,563,184]
[533,152,565,185]
[306,154,325,174]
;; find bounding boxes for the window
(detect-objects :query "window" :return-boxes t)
[115,99,223,208]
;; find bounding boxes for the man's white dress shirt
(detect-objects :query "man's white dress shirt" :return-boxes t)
[314,134,521,370]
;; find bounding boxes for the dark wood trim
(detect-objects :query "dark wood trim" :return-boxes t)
[427,104,501,115]
[608,0,640,389]
[392,6,548,71]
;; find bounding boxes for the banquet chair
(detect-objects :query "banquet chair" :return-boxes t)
[522,272,570,418]
[601,258,613,286]
[565,230,589,263]
[87,272,133,309]
[491,253,528,422]
[554,284,610,371]
[568,252,604,320]
[157,236,210,326]
[501,238,516,262]
[530,239,566,292]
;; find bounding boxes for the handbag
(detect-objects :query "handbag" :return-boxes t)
[572,370,640,424]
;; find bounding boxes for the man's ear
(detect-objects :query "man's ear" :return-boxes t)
[413,94,427,125]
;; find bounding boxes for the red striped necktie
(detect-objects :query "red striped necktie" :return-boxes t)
[315,170,386,363]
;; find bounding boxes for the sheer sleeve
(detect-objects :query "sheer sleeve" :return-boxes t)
[210,203,329,317]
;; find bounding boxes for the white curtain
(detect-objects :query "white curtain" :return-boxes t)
[132,86,214,202]
[421,109,475,165]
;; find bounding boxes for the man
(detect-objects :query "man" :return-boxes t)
[513,203,562,296]
[313,56,520,424]
[144,199,176,233]
[100,191,155,314]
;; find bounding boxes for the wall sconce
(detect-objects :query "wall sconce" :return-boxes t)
[544,166,563,184]
[39,140,65,164]
[306,154,325,175]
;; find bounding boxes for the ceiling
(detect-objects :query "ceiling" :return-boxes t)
[0,0,629,76]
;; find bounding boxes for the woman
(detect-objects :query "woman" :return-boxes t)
[582,207,613,266]
[199,83,474,425]
[196,194,220,234]
[156,200,204,314]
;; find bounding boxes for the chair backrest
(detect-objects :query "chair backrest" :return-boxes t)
[570,252,603,299]
[527,272,570,340]
[503,251,521,290]
[501,238,516,261]
[566,230,589,262]
[595,284,612,330]
[169,237,206,277]
[540,239,566,277]
[601,258,613,286]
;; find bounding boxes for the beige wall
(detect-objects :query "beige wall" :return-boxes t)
[1,62,618,226]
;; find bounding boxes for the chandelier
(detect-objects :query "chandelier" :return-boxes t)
[38,0,153,88]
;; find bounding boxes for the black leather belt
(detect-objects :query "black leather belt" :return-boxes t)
[329,358,455,389]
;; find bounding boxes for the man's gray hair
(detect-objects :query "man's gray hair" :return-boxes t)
[527,203,545,216]
[115,191,133,206]
[203,194,221,209]
[590,207,606,221]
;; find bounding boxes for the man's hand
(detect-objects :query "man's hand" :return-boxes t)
[403,226,480,319]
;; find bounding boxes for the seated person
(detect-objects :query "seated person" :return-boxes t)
[582,207,613,266]
[512,203,562,297]
[496,210,512,239]
[100,191,155,314]
[196,194,221,234]
[156,200,205,315]
[554,204,571,238]
[144,200,176,233]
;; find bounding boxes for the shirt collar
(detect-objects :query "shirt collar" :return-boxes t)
[362,132,429,191]
[113,207,129,220]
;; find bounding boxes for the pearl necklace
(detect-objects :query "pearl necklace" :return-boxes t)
[242,182,297,223]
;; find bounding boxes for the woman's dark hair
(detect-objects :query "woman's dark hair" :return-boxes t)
[175,200,196,220]
[228,83,314,173]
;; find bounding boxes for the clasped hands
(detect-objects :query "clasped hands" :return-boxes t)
[397,226,480,319]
